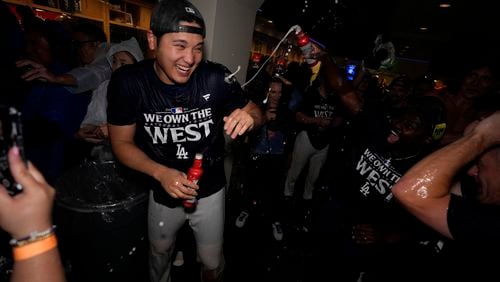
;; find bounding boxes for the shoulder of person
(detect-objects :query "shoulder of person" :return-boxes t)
[115,59,152,74]
[109,59,153,86]
[196,60,242,86]
[199,60,231,74]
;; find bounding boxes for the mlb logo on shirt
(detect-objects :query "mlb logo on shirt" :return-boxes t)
[171,107,184,113]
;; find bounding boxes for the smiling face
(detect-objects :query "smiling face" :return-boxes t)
[148,21,204,85]
[386,108,428,148]
[111,51,135,71]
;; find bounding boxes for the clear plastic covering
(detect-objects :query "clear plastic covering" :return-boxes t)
[55,160,147,213]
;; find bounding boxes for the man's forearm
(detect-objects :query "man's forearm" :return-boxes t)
[242,101,264,130]
[393,112,500,239]
[52,73,77,86]
[111,141,167,182]
[108,124,164,179]
[395,132,483,201]
[319,54,363,115]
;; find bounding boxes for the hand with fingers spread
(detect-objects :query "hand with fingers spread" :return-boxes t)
[223,108,255,139]
[158,167,199,200]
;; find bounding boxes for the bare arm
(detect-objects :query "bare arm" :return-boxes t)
[11,247,65,282]
[223,100,263,139]
[108,124,198,199]
[311,45,363,115]
[392,111,500,239]
[16,59,76,85]
[0,147,65,282]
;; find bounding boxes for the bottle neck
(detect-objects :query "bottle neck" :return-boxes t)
[193,159,202,168]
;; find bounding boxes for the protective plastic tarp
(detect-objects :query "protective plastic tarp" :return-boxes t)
[55,161,147,213]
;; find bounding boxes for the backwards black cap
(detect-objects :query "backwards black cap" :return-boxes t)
[150,0,206,38]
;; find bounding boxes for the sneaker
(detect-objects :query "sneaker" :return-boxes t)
[235,211,249,228]
[173,251,184,267]
[272,222,283,241]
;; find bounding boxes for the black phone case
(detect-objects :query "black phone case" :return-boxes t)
[0,106,25,196]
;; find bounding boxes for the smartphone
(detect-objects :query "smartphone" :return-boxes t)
[18,64,33,76]
[0,106,25,196]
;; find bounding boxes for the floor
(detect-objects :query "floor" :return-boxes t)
[0,156,344,282]
[167,190,323,282]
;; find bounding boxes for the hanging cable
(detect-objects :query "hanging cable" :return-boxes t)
[241,25,300,89]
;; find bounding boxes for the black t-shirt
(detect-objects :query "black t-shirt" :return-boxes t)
[298,87,341,150]
[440,194,500,279]
[448,194,500,247]
[346,104,440,251]
[107,59,248,207]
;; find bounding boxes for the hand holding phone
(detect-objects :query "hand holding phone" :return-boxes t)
[0,106,25,196]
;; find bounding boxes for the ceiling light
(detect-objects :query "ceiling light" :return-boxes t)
[439,3,451,8]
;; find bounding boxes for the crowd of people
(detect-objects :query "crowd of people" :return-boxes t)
[1,0,499,281]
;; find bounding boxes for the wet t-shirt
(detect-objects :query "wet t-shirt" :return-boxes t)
[107,59,248,207]
[343,101,444,264]
[298,87,341,150]
[348,105,423,224]
[448,194,500,247]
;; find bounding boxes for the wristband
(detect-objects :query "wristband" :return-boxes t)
[9,225,57,247]
[13,234,58,261]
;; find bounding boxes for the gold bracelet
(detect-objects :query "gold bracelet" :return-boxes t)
[13,234,58,261]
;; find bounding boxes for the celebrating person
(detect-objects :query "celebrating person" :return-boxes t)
[392,110,500,279]
[106,1,262,281]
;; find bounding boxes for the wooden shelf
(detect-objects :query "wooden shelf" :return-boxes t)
[5,0,152,42]
[109,8,133,26]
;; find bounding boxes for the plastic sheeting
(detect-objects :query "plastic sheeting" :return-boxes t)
[55,160,147,213]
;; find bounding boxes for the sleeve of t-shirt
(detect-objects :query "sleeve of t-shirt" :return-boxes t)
[218,65,249,114]
[447,194,500,243]
[106,68,140,126]
[66,56,112,94]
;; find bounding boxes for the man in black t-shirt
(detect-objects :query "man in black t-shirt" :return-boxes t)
[106,1,262,281]
[284,70,343,208]
[393,111,500,279]
[314,46,447,281]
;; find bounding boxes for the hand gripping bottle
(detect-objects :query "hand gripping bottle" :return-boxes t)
[183,153,204,211]
[294,25,319,67]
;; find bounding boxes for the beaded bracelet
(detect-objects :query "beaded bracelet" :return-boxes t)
[9,225,57,247]
[13,234,58,261]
